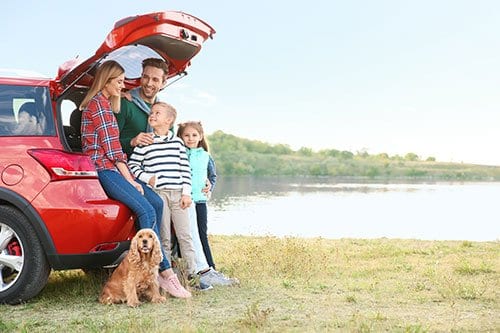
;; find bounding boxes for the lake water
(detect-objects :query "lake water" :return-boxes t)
[207,177,500,242]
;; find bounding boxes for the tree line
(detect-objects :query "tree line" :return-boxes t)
[207,131,500,180]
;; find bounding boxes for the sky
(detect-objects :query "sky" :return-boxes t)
[1,1,499,165]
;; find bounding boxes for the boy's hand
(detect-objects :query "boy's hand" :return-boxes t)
[148,176,156,187]
[180,195,192,209]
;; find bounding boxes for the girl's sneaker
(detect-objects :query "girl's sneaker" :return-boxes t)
[158,274,192,298]
[200,268,239,287]
[188,275,213,291]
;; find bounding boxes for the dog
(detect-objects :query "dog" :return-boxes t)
[99,228,166,307]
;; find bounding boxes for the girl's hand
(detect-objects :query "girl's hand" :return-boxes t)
[202,179,211,193]
[180,195,192,209]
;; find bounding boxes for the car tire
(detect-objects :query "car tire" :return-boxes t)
[0,205,51,304]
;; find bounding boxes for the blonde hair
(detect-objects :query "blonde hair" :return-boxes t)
[152,102,177,123]
[79,60,124,113]
[177,121,209,152]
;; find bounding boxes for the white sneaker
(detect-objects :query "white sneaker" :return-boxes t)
[200,268,239,287]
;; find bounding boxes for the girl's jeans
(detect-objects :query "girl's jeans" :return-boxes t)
[188,205,209,272]
[97,169,170,271]
[196,202,215,269]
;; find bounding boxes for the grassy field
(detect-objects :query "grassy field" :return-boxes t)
[0,236,498,332]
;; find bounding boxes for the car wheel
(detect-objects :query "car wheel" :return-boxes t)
[0,205,51,304]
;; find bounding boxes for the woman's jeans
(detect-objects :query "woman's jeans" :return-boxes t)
[196,202,215,269]
[97,170,170,271]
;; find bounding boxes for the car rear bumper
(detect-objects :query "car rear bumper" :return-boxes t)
[48,240,130,270]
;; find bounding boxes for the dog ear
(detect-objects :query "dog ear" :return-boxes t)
[128,234,140,265]
[151,231,163,265]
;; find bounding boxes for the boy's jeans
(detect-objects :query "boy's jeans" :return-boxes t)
[155,189,197,275]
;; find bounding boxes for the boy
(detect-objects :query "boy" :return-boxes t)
[128,102,211,291]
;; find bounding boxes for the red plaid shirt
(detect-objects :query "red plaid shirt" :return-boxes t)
[81,92,127,171]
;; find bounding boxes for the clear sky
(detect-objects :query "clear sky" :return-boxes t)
[1,1,499,165]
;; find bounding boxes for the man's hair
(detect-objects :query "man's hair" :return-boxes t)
[142,58,169,77]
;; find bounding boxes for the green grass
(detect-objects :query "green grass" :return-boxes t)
[1,236,499,332]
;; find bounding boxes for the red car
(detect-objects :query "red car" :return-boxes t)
[0,11,215,304]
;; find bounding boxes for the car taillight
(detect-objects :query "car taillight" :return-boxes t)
[28,149,97,181]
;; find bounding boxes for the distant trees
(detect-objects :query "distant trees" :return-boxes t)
[206,131,500,180]
[404,153,419,161]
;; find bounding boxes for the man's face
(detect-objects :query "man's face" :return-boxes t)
[140,66,166,102]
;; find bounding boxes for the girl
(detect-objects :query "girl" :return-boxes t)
[80,60,191,298]
[177,121,238,286]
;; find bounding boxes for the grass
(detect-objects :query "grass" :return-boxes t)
[1,236,499,332]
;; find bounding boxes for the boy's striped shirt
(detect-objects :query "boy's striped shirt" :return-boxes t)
[128,132,191,196]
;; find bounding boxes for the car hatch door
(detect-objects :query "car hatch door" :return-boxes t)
[54,11,216,97]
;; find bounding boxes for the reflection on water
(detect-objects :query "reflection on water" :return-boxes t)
[208,176,500,242]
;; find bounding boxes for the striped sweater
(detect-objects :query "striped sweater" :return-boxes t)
[128,132,192,196]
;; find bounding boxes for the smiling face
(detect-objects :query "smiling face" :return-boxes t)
[148,103,175,135]
[102,73,125,98]
[180,126,202,148]
[139,66,166,103]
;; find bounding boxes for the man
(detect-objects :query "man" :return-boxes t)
[115,58,169,157]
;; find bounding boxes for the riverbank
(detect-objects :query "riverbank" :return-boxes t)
[1,236,498,332]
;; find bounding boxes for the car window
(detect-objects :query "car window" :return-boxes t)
[0,85,56,136]
[106,45,163,79]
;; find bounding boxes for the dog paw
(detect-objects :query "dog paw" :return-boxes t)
[152,296,167,303]
[127,300,141,307]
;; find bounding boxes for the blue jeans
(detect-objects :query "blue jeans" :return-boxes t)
[97,170,170,271]
[187,205,209,272]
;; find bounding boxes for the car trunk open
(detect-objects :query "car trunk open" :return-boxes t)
[54,11,216,98]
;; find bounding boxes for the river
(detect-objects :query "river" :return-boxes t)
[207,176,500,242]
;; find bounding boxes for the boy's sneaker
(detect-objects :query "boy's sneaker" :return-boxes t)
[158,274,192,298]
[200,268,239,287]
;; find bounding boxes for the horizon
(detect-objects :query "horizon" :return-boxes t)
[205,129,499,166]
[1,1,499,166]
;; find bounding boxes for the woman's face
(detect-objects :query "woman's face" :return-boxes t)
[103,73,125,97]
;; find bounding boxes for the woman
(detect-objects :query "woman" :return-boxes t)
[80,60,191,298]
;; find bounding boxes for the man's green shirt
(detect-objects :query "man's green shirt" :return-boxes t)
[115,98,151,157]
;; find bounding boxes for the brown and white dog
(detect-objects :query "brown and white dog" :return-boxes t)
[99,228,166,307]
